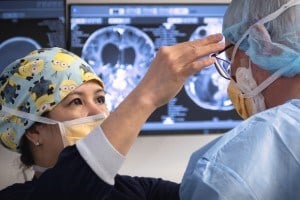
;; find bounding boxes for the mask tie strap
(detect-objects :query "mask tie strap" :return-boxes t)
[61,113,106,126]
[231,0,300,62]
[0,105,57,124]
[242,66,288,98]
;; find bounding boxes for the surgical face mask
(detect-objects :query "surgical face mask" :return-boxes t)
[0,105,106,147]
[57,114,106,146]
[227,60,266,119]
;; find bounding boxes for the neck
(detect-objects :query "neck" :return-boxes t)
[30,143,60,170]
[32,165,49,178]
[263,74,300,108]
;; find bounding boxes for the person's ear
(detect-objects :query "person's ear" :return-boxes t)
[25,125,42,146]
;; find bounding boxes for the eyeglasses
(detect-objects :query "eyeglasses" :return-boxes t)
[210,44,234,80]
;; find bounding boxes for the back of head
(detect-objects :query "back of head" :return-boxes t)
[0,47,103,152]
[223,0,300,77]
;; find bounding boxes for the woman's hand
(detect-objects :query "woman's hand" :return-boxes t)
[102,33,225,155]
[136,33,225,108]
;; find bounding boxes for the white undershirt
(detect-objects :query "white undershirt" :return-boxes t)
[76,126,125,185]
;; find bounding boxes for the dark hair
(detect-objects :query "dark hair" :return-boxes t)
[19,112,49,167]
[19,133,35,167]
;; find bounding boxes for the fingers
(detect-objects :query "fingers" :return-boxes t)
[134,34,225,109]
[192,33,224,46]
[183,57,216,77]
[193,42,225,58]
[169,33,225,67]
[190,33,225,57]
[150,33,225,80]
[177,33,223,48]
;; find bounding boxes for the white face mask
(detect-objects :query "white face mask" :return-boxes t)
[228,60,266,119]
[0,105,106,147]
[236,60,266,114]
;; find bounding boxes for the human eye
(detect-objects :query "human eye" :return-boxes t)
[96,95,105,104]
[69,98,82,106]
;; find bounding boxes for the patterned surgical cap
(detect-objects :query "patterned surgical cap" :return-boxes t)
[0,47,103,152]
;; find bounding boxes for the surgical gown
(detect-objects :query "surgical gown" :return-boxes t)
[180,99,300,200]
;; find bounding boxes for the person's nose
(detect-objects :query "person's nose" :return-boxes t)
[86,102,108,116]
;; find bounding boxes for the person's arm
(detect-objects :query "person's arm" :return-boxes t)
[76,34,224,185]
[102,33,225,156]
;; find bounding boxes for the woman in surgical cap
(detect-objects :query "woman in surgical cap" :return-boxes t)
[0,33,224,199]
[180,0,300,199]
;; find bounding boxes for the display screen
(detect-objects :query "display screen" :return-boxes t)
[68,3,242,134]
[0,0,66,73]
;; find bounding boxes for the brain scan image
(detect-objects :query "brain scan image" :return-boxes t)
[82,25,155,111]
[185,67,233,111]
[185,18,233,111]
[0,37,41,72]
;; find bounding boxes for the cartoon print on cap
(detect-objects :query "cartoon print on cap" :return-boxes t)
[51,49,76,74]
[0,128,17,151]
[80,63,101,82]
[0,78,20,104]
[12,58,44,81]
[59,77,78,100]
[29,76,55,114]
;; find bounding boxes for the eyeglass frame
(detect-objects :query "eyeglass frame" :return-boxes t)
[210,44,234,80]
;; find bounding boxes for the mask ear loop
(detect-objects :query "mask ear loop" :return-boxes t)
[234,58,255,93]
[242,66,288,98]
[56,122,70,147]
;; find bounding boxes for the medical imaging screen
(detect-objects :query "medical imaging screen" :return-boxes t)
[0,0,66,73]
[68,4,242,134]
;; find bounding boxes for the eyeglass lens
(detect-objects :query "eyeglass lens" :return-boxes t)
[212,44,233,80]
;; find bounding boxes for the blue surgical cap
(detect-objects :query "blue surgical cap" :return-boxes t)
[223,0,300,77]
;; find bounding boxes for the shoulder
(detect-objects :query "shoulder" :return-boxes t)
[115,174,179,187]
[189,99,300,164]
[0,180,36,200]
[113,175,179,200]
[180,99,300,200]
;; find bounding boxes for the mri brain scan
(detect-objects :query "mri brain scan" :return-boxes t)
[0,37,41,72]
[82,25,155,111]
[185,18,233,111]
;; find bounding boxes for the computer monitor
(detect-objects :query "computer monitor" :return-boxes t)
[68,3,242,134]
[0,0,66,73]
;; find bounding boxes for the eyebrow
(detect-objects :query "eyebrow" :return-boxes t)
[67,89,105,97]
